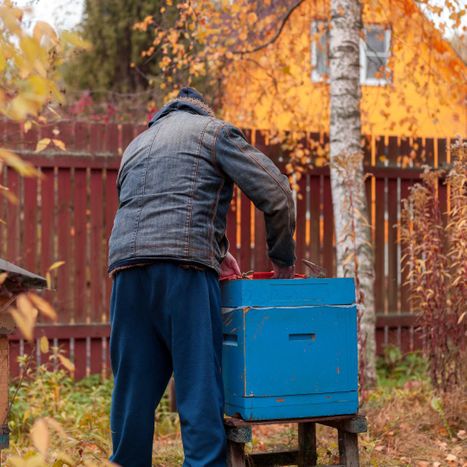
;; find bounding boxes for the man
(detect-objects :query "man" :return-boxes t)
[108,87,295,466]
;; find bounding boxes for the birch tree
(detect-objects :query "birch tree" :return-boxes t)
[329,0,376,385]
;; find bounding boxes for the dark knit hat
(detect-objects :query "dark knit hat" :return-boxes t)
[177,87,205,103]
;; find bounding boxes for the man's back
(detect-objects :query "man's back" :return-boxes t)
[108,92,295,275]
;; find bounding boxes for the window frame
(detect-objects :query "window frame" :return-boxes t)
[310,20,392,86]
[359,25,392,86]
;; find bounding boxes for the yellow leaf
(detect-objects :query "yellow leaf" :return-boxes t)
[52,139,66,151]
[0,272,7,286]
[23,121,33,133]
[58,354,75,372]
[35,138,51,152]
[33,21,58,45]
[30,418,49,456]
[9,306,35,342]
[0,148,40,177]
[27,293,57,321]
[48,260,65,271]
[39,336,49,354]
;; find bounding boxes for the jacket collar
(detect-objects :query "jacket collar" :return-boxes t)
[148,97,215,127]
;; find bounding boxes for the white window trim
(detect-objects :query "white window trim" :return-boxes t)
[310,21,392,86]
[310,20,328,83]
[360,27,392,86]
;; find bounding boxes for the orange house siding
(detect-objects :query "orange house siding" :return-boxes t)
[222,0,466,138]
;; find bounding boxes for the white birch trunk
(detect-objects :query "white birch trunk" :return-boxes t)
[329,0,377,386]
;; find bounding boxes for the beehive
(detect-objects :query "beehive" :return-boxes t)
[221,277,359,421]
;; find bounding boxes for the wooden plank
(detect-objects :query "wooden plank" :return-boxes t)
[322,175,334,276]
[224,414,363,428]
[90,337,103,376]
[338,431,359,467]
[6,169,20,263]
[249,450,298,465]
[56,168,73,323]
[374,178,385,315]
[227,441,246,467]
[90,123,105,154]
[90,170,105,323]
[120,123,135,152]
[239,193,252,272]
[253,208,269,272]
[39,167,56,317]
[74,122,90,153]
[104,169,118,321]
[399,179,412,313]
[298,422,317,466]
[22,176,38,271]
[104,123,119,155]
[320,415,368,433]
[73,169,87,323]
[425,138,435,168]
[309,175,321,264]
[19,154,122,169]
[73,337,87,380]
[387,178,398,314]
[295,177,308,274]
[8,324,110,340]
[437,138,447,167]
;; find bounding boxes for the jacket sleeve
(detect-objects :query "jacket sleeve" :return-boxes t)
[215,124,296,267]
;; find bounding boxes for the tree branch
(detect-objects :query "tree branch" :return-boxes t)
[233,0,307,55]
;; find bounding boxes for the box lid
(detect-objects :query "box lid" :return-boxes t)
[221,277,356,307]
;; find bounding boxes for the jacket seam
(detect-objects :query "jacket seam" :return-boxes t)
[211,122,227,174]
[209,177,225,262]
[184,120,211,257]
[131,126,161,256]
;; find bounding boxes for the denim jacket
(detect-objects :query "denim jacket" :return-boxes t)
[108,97,296,274]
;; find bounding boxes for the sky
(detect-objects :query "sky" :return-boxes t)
[12,0,467,37]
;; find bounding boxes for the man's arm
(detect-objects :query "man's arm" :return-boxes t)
[215,124,296,274]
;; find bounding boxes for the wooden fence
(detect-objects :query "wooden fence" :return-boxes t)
[0,120,454,378]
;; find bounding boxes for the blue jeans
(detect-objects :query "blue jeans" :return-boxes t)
[109,263,226,466]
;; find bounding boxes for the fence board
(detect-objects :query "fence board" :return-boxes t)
[23,176,38,271]
[73,169,87,323]
[56,168,73,323]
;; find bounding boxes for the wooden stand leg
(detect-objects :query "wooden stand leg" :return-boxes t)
[338,430,359,467]
[227,440,246,467]
[298,422,317,466]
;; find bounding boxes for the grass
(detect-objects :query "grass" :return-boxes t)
[1,349,465,466]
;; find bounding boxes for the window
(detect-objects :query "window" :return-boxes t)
[310,21,391,85]
[360,26,391,85]
[311,20,329,82]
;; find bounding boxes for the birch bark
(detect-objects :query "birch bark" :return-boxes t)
[329,0,376,385]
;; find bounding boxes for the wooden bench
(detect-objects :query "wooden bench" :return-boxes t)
[224,414,367,467]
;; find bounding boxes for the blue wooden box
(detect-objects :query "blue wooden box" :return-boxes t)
[221,277,359,421]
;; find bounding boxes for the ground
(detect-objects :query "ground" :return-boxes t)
[2,349,466,466]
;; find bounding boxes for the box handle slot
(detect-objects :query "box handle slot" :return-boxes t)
[289,333,316,341]
[223,333,238,346]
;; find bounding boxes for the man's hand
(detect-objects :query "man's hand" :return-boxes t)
[272,262,295,279]
[220,252,241,279]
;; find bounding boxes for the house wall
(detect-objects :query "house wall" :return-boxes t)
[222,0,466,138]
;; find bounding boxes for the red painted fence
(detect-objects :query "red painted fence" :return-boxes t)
[0,120,453,378]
